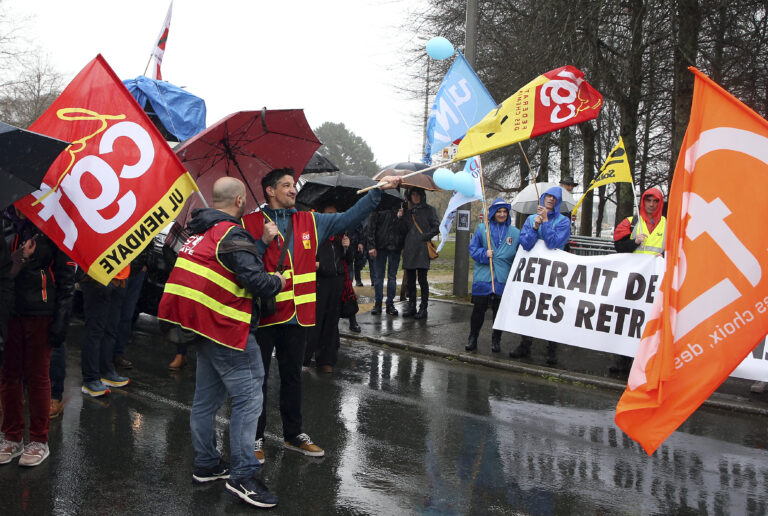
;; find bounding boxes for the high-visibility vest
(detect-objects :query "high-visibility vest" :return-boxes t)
[242,211,318,327]
[629,216,666,254]
[158,221,253,350]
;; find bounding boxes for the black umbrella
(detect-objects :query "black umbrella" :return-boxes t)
[296,174,403,212]
[0,122,70,209]
[301,152,340,174]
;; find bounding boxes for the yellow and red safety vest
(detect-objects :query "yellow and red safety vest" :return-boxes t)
[629,216,666,255]
[242,211,318,327]
[158,221,253,350]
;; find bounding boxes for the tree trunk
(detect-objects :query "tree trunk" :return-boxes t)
[537,136,551,182]
[595,185,608,238]
[669,0,700,184]
[559,128,571,180]
[616,0,647,225]
[578,122,596,236]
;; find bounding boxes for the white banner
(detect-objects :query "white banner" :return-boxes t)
[494,241,768,381]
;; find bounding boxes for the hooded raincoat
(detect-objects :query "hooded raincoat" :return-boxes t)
[401,188,440,270]
[470,198,520,296]
[613,187,665,253]
[519,186,571,251]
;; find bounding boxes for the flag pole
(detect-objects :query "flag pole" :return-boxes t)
[143,56,153,78]
[517,142,540,200]
[477,156,495,294]
[355,162,444,194]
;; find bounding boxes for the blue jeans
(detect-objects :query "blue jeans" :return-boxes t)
[190,333,264,481]
[81,281,125,383]
[114,270,146,358]
[373,250,400,306]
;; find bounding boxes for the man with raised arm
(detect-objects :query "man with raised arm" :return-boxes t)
[243,168,401,463]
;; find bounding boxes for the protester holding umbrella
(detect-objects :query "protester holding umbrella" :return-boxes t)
[243,168,402,463]
[401,187,440,319]
[0,208,76,467]
[303,203,353,373]
[465,199,520,353]
[509,186,571,364]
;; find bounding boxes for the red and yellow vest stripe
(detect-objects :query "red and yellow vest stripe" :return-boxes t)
[158,221,253,350]
[242,211,318,327]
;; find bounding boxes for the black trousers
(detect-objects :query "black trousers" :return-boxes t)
[405,268,429,308]
[305,275,344,367]
[353,249,365,284]
[255,324,307,440]
[469,294,502,336]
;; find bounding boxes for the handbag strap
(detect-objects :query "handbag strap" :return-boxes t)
[274,215,293,273]
[411,214,425,234]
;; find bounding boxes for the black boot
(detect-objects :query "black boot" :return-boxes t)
[509,339,531,359]
[491,330,501,353]
[465,334,478,351]
[546,341,558,366]
[349,315,361,333]
[414,304,428,320]
[402,301,417,317]
[371,303,382,315]
[385,304,399,316]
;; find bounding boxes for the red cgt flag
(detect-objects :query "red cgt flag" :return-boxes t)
[615,68,768,454]
[16,54,197,285]
[454,65,603,161]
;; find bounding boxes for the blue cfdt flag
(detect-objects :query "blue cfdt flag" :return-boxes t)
[423,53,496,165]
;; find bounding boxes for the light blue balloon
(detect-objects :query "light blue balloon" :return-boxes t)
[432,168,455,190]
[453,172,476,197]
[426,37,455,60]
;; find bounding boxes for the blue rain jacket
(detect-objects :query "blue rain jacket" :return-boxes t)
[519,186,571,251]
[470,198,520,296]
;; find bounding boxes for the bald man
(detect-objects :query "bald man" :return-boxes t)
[159,177,285,508]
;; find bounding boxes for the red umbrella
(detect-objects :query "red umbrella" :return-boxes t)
[173,109,321,228]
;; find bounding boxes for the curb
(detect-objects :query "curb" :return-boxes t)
[340,331,768,417]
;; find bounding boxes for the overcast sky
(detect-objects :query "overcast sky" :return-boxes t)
[6,0,428,167]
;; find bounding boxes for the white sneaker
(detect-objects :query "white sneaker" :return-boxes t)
[0,439,23,464]
[254,437,265,464]
[18,441,49,467]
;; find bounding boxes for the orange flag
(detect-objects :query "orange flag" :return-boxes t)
[615,68,768,454]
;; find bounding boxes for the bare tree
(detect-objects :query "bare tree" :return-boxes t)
[406,0,768,234]
[0,54,63,128]
[0,3,64,127]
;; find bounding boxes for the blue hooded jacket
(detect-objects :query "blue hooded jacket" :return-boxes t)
[519,186,571,251]
[470,198,520,296]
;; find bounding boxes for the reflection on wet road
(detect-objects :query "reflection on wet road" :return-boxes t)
[1,317,767,515]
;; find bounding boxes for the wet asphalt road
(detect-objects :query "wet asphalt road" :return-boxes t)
[1,315,768,515]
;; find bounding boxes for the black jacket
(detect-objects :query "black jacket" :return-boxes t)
[401,189,440,270]
[316,234,353,278]
[187,208,283,330]
[366,209,405,252]
[9,228,76,346]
